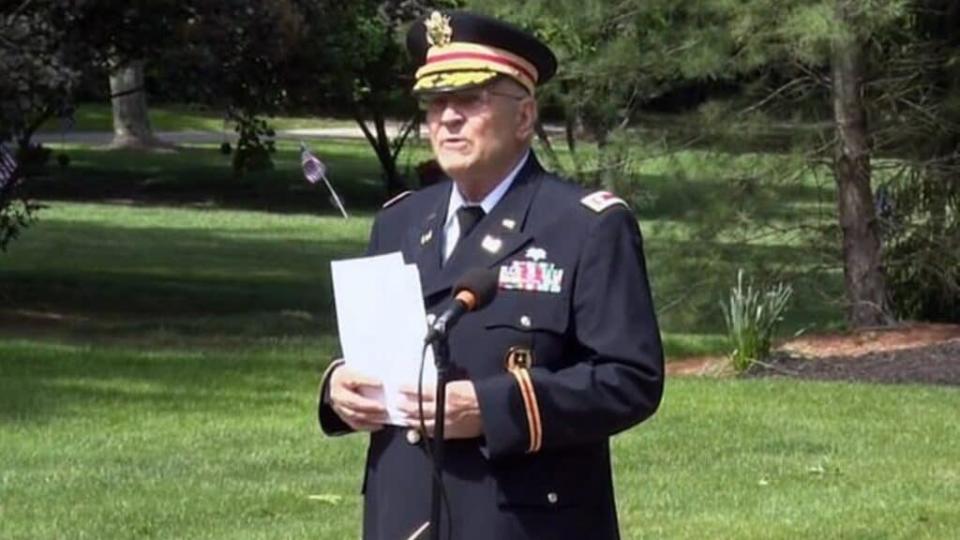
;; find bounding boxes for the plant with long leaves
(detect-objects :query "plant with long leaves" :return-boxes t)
[720,269,793,373]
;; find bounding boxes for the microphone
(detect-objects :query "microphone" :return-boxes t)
[424,268,498,344]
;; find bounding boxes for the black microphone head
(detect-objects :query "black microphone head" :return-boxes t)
[454,268,498,310]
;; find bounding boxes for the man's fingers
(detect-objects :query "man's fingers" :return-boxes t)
[337,393,386,415]
[333,367,383,390]
[345,419,385,432]
[400,384,437,396]
[335,404,387,425]
[398,400,436,419]
[343,372,383,389]
[398,385,436,400]
[407,417,435,433]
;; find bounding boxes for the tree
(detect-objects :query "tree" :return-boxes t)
[108,60,174,150]
[830,0,890,326]
[0,1,80,152]
[0,0,80,249]
[68,1,193,149]
[284,0,459,194]
[182,0,303,174]
[872,0,960,322]
[169,0,448,186]
[470,0,913,328]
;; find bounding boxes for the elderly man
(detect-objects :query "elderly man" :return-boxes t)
[317,10,664,540]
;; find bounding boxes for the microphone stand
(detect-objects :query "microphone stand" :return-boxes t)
[428,333,450,540]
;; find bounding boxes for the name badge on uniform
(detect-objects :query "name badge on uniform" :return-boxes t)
[499,260,564,293]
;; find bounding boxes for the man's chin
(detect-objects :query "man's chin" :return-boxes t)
[436,156,475,177]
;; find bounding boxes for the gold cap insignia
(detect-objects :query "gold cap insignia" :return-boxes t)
[425,11,453,47]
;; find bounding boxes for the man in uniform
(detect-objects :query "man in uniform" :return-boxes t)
[317,10,664,540]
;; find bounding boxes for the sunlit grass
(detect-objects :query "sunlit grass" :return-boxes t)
[2,339,957,539]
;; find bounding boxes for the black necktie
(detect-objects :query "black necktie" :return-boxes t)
[456,206,486,239]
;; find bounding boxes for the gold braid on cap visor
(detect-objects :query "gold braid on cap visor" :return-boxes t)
[414,42,539,95]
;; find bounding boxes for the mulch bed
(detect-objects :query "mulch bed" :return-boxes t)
[668,323,960,386]
[745,340,960,386]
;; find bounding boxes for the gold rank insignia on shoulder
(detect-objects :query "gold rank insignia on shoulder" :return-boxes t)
[382,190,413,209]
[505,346,534,371]
[425,11,453,47]
[581,190,629,213]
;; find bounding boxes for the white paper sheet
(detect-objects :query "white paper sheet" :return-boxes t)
[330,252,435,426]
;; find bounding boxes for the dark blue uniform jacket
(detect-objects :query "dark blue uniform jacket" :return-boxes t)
[319,155,664,540]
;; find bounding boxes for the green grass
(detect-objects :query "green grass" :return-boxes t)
[0,202,369,346]
[2,338,958,539]
[39,103,354,133]
[22,134,848,354]
[0,137,955,537]
[25,140,400,212]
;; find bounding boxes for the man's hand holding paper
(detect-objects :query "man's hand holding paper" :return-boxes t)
[397,381,483,439]
[328,365,387,432]
[330,252,438,426]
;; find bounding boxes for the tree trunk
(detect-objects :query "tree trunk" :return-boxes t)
[108,60,173,150]
[534,121,563,174]
[353,107,405,197]
[831,1,890,327]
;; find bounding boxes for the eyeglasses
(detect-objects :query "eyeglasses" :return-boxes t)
[417,88,527,113]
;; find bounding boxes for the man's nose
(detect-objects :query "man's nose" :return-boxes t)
[439,102,465,126]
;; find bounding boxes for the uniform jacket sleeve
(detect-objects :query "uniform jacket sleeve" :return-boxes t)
[317,215,386,436]
[474,207,664,459]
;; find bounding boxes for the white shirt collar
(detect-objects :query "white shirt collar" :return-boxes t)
[441,151,530,262]
[444,150,530,228]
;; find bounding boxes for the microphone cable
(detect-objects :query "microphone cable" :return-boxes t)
[418,340,454,540]
[413,269,496,539]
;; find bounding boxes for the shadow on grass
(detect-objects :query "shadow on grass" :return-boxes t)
[0,212,845,360]
[21,144,393,213]
[645,237,845,336]
[0,337,333,425]
[624,173,831,223]
[0,219,367,342]
[23,141,833,227]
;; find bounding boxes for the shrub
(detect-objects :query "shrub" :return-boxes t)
[230,112,275,177]
[720,269,793,372]
[879,167,960,323]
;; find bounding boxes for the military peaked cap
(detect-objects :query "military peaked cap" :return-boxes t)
[406,10,557,95]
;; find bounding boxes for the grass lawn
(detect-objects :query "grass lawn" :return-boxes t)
[1,200,957,538]
[3,134,944,538]
[21,136,847,354]
[2,336,958,539]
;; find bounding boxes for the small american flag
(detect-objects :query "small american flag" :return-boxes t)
[0,143,18,190]
[300,141,348,219]
[300,142,327,184]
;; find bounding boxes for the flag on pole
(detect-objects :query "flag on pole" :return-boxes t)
[0,143,18,191]
[300,142,327,185]
[300,142,349,219]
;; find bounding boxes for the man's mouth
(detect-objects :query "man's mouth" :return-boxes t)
[441,137,468,149]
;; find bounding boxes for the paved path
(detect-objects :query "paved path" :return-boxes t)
[33,126,418,146]
[33,124,564,146]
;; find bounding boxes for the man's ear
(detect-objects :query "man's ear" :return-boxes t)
[515,98,538,141]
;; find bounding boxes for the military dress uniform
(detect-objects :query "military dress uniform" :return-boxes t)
[317,11,664,540]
